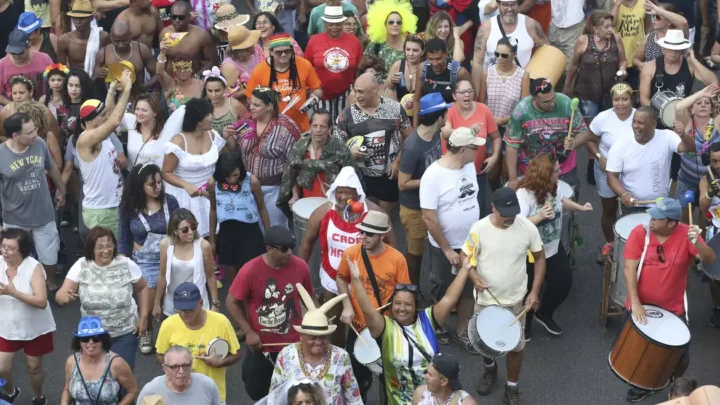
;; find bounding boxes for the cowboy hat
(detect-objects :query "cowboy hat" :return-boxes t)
[657,29,691,51]
[67,0,94,18]
[356,210,392,234]
[292,283,346,336]
[214,4,250,31]
[321,6,347,23]
[228,25,261,50]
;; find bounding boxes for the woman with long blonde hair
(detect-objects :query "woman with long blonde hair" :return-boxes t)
[424,11,464,62]
[517,154,592,339]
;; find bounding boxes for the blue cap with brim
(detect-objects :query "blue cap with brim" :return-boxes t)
[173,282,201,311]
[74,315,109,337]
[647,197,682,221]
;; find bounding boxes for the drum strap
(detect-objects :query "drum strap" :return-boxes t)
[496,16,522,67]
[654,55,665,90]
[361,247,385,310]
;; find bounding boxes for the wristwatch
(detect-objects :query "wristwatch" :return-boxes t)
[212,301,221,308]
[595,152,602,159]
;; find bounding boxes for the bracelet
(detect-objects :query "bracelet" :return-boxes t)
[212,301,221,307]
[619,191,630,202]
[157,57,167,64]
[108,91,117,96]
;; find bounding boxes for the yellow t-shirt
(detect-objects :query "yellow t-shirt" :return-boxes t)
[614,0,646,62]
[155,311,241,402]
[24,0,51,28]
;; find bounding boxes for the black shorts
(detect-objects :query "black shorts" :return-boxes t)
[364,174,399,203]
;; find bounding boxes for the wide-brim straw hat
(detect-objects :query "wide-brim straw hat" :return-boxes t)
[214,4,250,31]
[67,0,94,18]
[228,25,261,50]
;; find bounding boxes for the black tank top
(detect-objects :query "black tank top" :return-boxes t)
[421,58,456,104]
[650,55,693,99]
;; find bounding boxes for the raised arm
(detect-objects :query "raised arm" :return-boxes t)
[76,71,132,153]
[348,257,385,338]
[471,22,489,99]
[675,84,720,127]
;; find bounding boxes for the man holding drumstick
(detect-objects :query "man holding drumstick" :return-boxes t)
[462,187,545,404]
[623,197,715,402]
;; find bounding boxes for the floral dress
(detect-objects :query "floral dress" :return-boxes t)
[364,42,404,79]
[167,87,193,113]
[270,343,362,405]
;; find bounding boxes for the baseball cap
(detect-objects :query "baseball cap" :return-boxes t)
[432,353,463,391]
[6,30,30,55]
[647,197,682,221]
[173,282,201,311]
[492,187,520,217]
[264,226,296,247]
[448,127,486,148]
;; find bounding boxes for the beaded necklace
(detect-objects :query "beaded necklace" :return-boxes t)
[296,343,331,380]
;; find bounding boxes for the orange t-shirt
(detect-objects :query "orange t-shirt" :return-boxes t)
[337,244,411,331]
[445,102,498,174]
[245,56,322,133]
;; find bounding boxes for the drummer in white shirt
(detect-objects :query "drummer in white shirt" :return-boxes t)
[622,198,714,403]
[606,106,695,216]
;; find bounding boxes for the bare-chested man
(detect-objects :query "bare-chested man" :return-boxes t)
[116,0,163,50]
[158,0,216,75]
[56,0,111,71]
[94,21,158,90]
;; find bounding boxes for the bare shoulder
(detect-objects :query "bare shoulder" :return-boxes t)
[200,238,212,252]
[158,25,172,38]
[170,133,186,147]
[160,237,170,249]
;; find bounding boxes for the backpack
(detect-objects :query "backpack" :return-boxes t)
[420,59,461,90]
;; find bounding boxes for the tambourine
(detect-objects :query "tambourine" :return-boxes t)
[206,338,229,359]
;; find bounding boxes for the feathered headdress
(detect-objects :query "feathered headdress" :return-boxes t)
[366,0,417,44]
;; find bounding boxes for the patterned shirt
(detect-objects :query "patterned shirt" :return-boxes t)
[270,343,362,405]
[333,97,410,178]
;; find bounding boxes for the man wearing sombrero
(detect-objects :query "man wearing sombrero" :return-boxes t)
[268,283,362,404]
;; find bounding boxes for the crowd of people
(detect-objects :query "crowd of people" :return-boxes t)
[0,0,719,403]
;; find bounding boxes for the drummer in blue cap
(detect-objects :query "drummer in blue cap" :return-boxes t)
[15,12,57,63]
[622,197,715,402]
[61,316,138,404]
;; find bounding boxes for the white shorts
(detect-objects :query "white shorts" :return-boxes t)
[3,221,59,265]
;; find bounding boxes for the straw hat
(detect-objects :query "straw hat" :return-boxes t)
[214,4,250,31]
[106,60,136,84]
[657,29,691,51]
[140,396,166,405]
[228,25,261,50]
[67,0,94,18]
[321,6,347,23]
[292,283,346,336]
[356,210,392,234]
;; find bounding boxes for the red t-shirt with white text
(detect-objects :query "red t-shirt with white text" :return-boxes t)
[304,32,363,100]
[229,255,313,352]
[623,223,700,315]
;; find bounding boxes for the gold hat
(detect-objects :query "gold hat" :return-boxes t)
[292,283,346,337]
[67,0,94,18]
[106,60,136,84]
[228,25,261,50]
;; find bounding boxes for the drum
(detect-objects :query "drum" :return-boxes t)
[525,45,567,87]
[467,306,522,358]
[353,328,382,375]
[292,197,329,293]
[609,305,690,390]
[611,213,650,306]
[699,234,720,281]
[651,90,682,128]
[206,338,229,359]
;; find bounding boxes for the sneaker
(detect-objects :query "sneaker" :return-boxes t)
[436,327,450,345]
[710,307,720,328]
[476,363,497,396]
[534,313,562,336]
[503,384,522,405]
[140,330,154,354]
[5,386,20,404]
[597,243,612,264]
[626,387,648,403]
[32,395,47,405]
[453,332,480,355]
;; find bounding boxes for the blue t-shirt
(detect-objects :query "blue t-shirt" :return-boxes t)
[398,130,442,210]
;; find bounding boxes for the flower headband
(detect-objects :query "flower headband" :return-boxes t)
[405,32,426,42]
[203,66,227,85]
[10,75,34,92]
[43,63,69,78]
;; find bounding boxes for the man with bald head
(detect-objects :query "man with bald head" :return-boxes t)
[116,0,164,50]
[334,72,411,214]
[158,0,217,75]
[93,21,158,90]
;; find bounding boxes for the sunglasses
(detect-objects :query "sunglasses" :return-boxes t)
[387,19,402,25]
[395,283,419,292]
[359,230,377,237]
[177,225,197,234]
[79,335,102,343]
[657,245,666,263]
[171,14,186,21]
[273,49,292,56]
[494,52,510,59]
[652,15,663,21]
[271,244,294,253]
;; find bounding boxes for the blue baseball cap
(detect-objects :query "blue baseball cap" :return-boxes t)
[16,12,43,34]
[74,315,108,337]
[647,197,682,221]
[419,92,450,116]
[173,282,201,311]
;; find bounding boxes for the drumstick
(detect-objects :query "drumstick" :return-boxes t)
[281,94,301,115]
[376,302,392,311]
[508,306,531,327]
[349,324,367,346]
[632,197,664,206]
[566,98,580,141]
[485,288,505,308]
[683,190,695,227]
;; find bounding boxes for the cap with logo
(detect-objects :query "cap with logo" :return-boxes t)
[492,187,520,217]
[647,197,682,221]
[173,282,201,310]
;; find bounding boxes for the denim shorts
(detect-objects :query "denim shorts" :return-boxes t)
[674,180,700,205]
[594,161,616,199]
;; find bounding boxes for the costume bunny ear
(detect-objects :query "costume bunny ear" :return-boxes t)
[318,293,347,314]
[295,283,317,311]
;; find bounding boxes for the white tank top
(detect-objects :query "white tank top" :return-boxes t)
[710,194,720,228]
[78,137,124,209]
[485,14,534,69]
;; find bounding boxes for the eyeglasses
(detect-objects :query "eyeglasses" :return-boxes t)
[455,89,474,95]
[535,97,556,106]
[499,2,518,8]
[164,363,192,372]
[177,225,197,234]
[273,49,292,56]
[395,283,418,292]
[0,245,18,253]
[359,230,377,237]
[270,244,294,253]
[79,335,102,343]
[494,52,510,59]
[387,19,402,25]
[94,244,115,251]
[657,245,666,263]
[171,14,186,21]
[344,22,359,28]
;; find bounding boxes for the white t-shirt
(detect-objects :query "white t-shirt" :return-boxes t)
[517,186,570,258]
[478,0,500,22]
[551,0,585,28]
[462,215,543,305]
[420,161,479,249]
[589,108,636,157]
[606,129,682,205]
[122,114,166,168]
